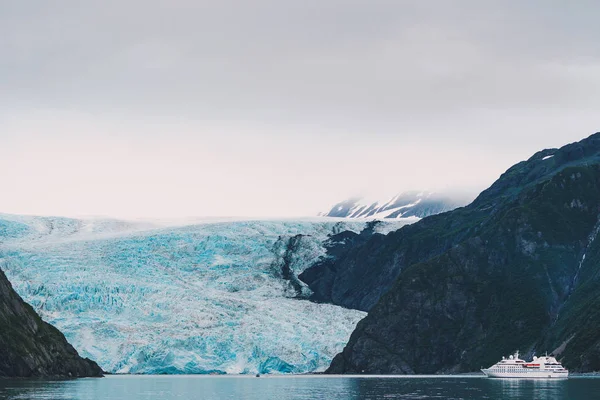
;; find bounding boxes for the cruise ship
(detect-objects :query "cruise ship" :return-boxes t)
[481,351,569,379]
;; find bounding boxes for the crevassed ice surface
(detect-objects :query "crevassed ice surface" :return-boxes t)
[0,215,406,374]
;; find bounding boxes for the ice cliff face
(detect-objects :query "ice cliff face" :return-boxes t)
[0,216,408,374]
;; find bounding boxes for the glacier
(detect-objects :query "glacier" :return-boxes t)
[0,215,409,374]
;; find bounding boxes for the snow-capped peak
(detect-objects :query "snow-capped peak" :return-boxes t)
[321,191,467,220]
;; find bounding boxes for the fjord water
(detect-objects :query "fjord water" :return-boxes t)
[1,376,600,400]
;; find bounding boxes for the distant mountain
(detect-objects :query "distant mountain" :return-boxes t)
[320,192,468,220]
[0,268,102,378]
[300,132,600,374]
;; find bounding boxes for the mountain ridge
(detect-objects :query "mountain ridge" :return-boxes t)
[0,267,103,378]
[320,132,600,373]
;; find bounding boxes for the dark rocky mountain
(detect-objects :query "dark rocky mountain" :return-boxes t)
[299,220,396,311]
[312,133,600,374]
[320,192,468,220]
[0,268,103,378]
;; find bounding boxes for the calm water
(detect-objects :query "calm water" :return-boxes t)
[1,375,600,400]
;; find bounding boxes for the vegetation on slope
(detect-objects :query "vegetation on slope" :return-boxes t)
[323,133,600,373]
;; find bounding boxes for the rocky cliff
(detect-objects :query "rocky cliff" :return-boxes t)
[324,133,600,373]
[0,268,103,378]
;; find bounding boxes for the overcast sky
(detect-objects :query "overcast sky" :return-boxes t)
[1,0,600,218]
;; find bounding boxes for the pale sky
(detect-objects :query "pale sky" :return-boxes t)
[1,1,599,218]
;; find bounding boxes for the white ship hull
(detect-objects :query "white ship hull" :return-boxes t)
[482,352,569,379]
[482,369,569,379]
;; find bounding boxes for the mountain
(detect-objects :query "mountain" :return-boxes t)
[315,132,600,374]
[0,215,410,374]
[0,267,102,378]
[320,192,468,220]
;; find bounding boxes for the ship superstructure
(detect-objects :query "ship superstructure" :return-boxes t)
[481,352,568,379]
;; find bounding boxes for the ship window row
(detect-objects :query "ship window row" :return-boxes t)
[493,368,528,371]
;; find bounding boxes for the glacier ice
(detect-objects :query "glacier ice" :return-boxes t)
[0,215,410,374]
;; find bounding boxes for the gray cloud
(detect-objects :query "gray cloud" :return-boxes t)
[1,1,599,217]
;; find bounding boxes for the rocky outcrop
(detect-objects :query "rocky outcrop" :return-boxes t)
[325,133,600,373]
[299,220,396,311]
[0,268,103,378]
[271,234,316,298]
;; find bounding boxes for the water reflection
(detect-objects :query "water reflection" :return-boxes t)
[488,378,567,400]
[352,377,493,399]
[0,376,599,400]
